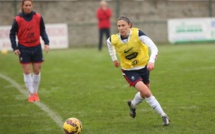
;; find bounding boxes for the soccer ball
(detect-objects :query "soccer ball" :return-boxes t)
[63,117,83,134]
[1,49,8,55]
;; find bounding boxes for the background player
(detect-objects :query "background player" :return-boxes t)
[9,0,49,102]
[107,16,170,126]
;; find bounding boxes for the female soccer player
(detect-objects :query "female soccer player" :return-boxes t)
[9,0,49,102]
[107,16,170,126]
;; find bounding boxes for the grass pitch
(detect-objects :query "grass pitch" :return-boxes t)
[0,44,215,134]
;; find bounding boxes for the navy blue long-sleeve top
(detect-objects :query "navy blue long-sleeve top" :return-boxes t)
[9,11,49,51]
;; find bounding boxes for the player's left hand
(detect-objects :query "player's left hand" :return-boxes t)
[147,62,154,71]
[44,45,49,53]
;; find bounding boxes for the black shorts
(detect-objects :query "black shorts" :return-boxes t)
[18,44,44,64]
[122,67,150,87]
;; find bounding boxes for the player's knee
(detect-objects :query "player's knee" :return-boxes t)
[33,68,41,74]
[22,66,31,74]
[140,90,152,98]
[33,70,40,75]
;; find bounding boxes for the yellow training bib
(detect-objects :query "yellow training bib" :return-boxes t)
[111,28,149,69]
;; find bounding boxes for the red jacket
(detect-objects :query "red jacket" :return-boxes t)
[96,8,112,29]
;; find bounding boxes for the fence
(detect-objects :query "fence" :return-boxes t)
[0,0,214,46]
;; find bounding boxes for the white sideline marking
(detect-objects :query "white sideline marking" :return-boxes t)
[0,74,64,128]
[185,66,215,71]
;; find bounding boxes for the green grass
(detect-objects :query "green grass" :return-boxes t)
[0,44,215,134]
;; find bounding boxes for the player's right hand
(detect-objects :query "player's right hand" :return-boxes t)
[14,49,21,56]
[44,45,49,53]
[113,60,120,68]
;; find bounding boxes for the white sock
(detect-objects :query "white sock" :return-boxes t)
[24,74,34,95]
[33,73,41,94]
[131,92,144,108]
[145,96,166,116]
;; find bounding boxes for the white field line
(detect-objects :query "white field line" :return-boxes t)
[185,66,215,72]
[0,74,64,128]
